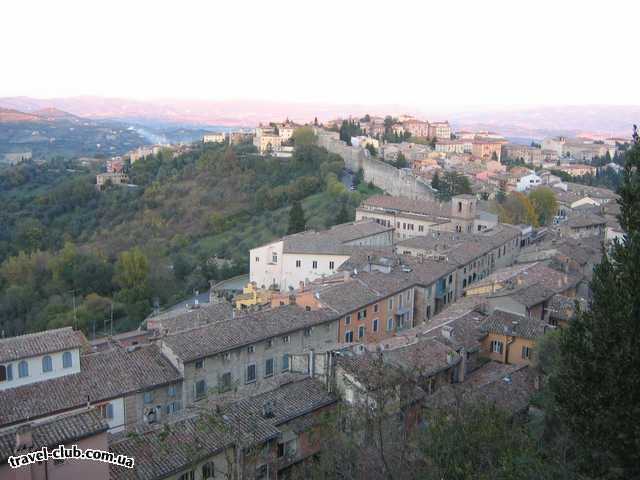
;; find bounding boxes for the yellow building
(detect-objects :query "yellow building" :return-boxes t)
[234,282,272,310]
[480,310,545,366]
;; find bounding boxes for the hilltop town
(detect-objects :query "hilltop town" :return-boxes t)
[0,113,634,479]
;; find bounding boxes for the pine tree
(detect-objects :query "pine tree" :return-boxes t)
[550,131,640,477]
[335,203,350,225]
[287,201,306,234]
[431,171,441,191]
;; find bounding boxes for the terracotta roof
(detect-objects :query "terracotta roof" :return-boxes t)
[111,378,336,480]
[0,344,181,427]
[480,310,545,339]
[0,327,85,363]
[547,294,587,321]
[147,301,234,334]
[162,305,337,362]
[0,409,108,463]
[565,213,606,228]
[360,195,451,217]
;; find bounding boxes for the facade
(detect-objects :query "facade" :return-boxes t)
[515,172,542,192]
[129,145,162,163]
[249,220,394,292]
[356,194,481,239]
[2,152,32,165]
[480,310,544,365]
[472,139,504,161]
[555,164,597,177]
[428,122,451,140]
[502,145,544,166]
[96,172,129,190]
[202,132,227,143]
[253,126,283,154]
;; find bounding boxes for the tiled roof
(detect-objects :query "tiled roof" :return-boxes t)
[162,305,336,362]
[480,310,545,339]
[565,213,606,228]
[421,308,487,352]
[0,344,182,427]
[547,294,587,321]
[0,327,85,363]
[360,195,451,218]
[385,338,458,377]
[110,378,336,480]
[147,302,234,334]
[279,220,393,255]
[0,409,108,463]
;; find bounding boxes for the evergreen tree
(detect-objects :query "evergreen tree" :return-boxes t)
[550,132,640,477]
[335,203,350,225]
[287,201,306,234]
[431,171,441,191]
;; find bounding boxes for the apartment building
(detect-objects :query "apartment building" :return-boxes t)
[502,144,544,166]
[96,172,129,190]
[356,194,481,239]
[0,329,182,434]
[160,305,339,406]
[202,132,226,143]
[249,220,394,292]
[472,139,504,161]
[428,121,452,140]
[480,310,544,365]
[435,139,472,154]
[253,126,283,154]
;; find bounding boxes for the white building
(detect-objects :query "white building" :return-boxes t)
[516,173,542,192]
[203,132,227,143]
[249,220,394,291]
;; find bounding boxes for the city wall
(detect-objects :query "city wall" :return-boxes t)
[316,129,435,200]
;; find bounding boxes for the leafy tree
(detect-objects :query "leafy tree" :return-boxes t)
[365,143,378,157]
[499,192,539,226]
[549,136,640,477]
[354,168,365,187]
[436,171,472,201]
[431,171,441,191]
[335,203,351,225]
[291,126,317,146]
[528,187,558,225]
[394,152,409,169]
[287,201,306,234]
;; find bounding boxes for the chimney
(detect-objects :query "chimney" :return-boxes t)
[289,293,297,305]
[441,325,454,339]
[15,425,33,451]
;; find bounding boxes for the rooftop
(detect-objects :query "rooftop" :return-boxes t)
[0,327,85,363]
[162,305,336,362]
[480,310,546,339]
[147,301,234,334]
[0,409,108,464]
[0,344,181,427]
[359,195,452,218]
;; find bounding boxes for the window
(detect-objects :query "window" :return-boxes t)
[62,351,72,369]
[490,340,504,354]
[418,225,424,232]
[305,306,311,311]
[345,314,352,325]
[266,339,273,349]
[42,355,53,373]
[278,439,298,458]
[265,358,275,378]
[387,318,394,331]
[178,471,195,480]
[166,402,180,415]
[272,253,278,263]
[247,345,255,354]
[143,391,154,404]
[0,365,6,382]
[246,364,257,383]
[358,325,365,339]
[99,403,114,420]
[357,309,366,320]
[388,298,393,310]
[296,260,301,268]
[195,358,205,369]
[219,372,232,391]
[222,352,231,362]
[373,303,379,313]
[522,346,531,360]
[282,335,290,344]
[167,385,176,397]
[195,380,207,399]
[304,327,312,337]
[18,360,28,378]
[202,462,216,480]
[373,319,379,332]
[312,260,318,269]
[255,256,260,262]
[282,354,290,372]
[345,331,353,343]
[329,261,335,270]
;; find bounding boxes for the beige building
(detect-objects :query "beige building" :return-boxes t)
[253,126,283,154]
[428,121,452,140]
[202,132,226,143]
[96,172,129,190]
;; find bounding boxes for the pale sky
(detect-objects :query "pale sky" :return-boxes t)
[1,0,638,108]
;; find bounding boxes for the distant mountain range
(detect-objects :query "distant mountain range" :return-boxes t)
[0,96,638,139]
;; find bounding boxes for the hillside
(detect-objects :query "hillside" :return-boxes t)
[0,107,43,123]
[0,136,376,338]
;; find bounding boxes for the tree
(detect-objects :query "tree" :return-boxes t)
[292,126,317,146]
[354,168,365,187]
[499,192,539,226]
[549,134,640,477]
[431,171,441,191]
[287,201,306,234]
[365,143,378,157]
[335,203,351,225]
[436,171,472,201]
[394,152,409,169]
[528,187,558,225]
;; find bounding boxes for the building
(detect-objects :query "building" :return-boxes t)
[253,126,283,154]
[402,119,430,138]
[428,122,451,140]
[515,172,542,192]
[356,194,482,239]
[160,305,339,406]
[96,172,129,190]
[435,139,472,154]
[106,157,124,173]
[202,132,227,143]
[557,213,607,239]
[249,220,394,292]
[235,282,272,310]
[502,145,544,166]
[0,409,110,480]
[0,329,183,434]
[480,310,545,365]
[555,164,597,177]
[129,145,162,163]
[2,152,32,165]
[472,139,504,161]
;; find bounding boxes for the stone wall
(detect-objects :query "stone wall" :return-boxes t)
[316,129,436,200]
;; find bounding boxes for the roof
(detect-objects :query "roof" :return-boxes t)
[384,338,458,377]
[162,305,336,362]
[420,306,487,352]
[360,195,451,218]
[0,344,182,427]
[480,310,545,339]
[147,301,234,334]
[565,213,606,228]
[0,327,85,363]
[279,220,393,255]
[110,378,336,480]
[547,294,587,321]
[0,409,108,463]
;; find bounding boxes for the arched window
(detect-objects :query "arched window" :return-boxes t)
[18,360,29,378]
[62,351,72,369]
[42,355,53,373]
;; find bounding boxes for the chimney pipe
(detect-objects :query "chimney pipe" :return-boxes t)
[15,425,33,451]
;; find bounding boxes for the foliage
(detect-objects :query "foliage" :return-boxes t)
[528,187,558,225]
[394,152,409,169]
[339,120,363,145]
[287,201,306,234]
[498,192,539,227]
[291,126,317,146]
[549,140,640,478]
[365,143,378,157]
[435,171,472,201]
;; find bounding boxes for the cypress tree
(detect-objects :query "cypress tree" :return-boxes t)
[287,201,306,234]
[550,129,640,477]
[335,203,350,225]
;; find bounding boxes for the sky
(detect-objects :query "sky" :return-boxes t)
[1,0,638,109]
